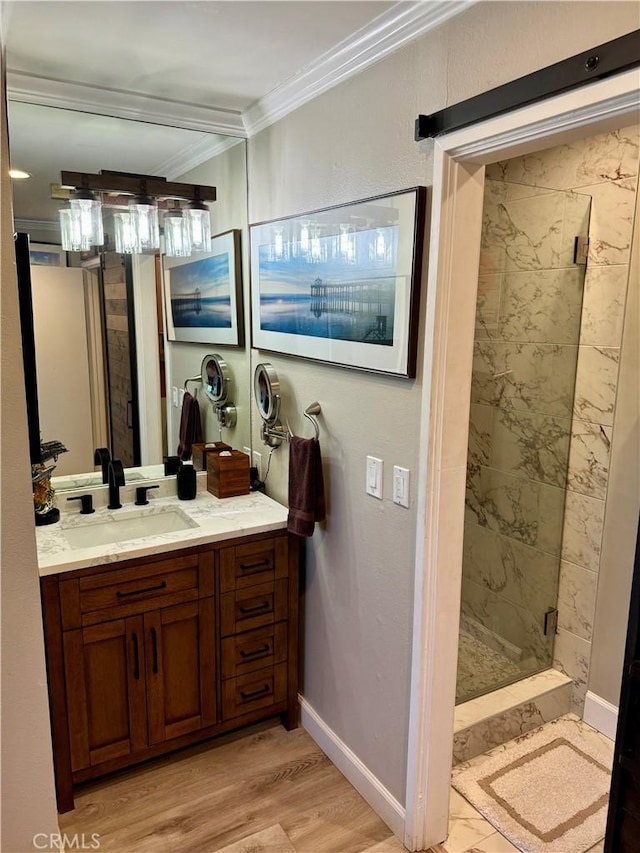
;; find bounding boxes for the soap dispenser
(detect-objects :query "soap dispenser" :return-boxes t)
[177,460,197,500]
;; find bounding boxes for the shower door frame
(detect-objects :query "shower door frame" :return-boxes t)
[404,68,640,851]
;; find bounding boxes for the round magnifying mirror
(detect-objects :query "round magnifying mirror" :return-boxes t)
[254,363,281,424]
[201,354,230,405]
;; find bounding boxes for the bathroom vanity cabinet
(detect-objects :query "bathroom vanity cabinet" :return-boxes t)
[40,529,299,813]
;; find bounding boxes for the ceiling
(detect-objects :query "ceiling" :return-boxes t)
[2,0,470,226]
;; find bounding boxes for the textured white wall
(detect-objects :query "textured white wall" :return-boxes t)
[1,55,59,850]
[247,1,640,802]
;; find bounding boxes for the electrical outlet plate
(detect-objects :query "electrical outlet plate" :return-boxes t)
[252,450,262,479]
[366,456,383,499]
[393,466,410,508]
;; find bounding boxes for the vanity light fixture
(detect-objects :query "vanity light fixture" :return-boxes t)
[128,194,160,252]
[59,188,104,252]
[162,206,191,257]
[56,170,217,258]
[113,209,136,254]
[184,200,211,253]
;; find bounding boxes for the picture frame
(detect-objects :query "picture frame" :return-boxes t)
[163,229,243,346]
[249,187,426,377]
[29,243,64,267]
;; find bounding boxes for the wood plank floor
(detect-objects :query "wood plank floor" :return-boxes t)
[59,720,407,853]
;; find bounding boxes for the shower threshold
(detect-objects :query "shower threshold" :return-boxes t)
[452,669,572,766]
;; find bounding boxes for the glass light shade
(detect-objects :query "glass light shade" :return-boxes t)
[66,190,104,249]
[113,210,136,254]
[129,195,160,252]
[59,203,80,252]
[163,209,192,257]
[184,201,211,253]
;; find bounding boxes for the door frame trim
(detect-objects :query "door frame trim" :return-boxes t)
[404,68,640,851]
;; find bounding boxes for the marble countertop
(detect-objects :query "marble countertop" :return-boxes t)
[37,490,289,577]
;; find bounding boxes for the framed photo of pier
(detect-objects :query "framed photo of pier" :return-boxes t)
[249,187,426,377]
[163,229,243,346]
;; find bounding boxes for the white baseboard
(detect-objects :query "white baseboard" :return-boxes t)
[583,691,619,741]
[299,696,405,839]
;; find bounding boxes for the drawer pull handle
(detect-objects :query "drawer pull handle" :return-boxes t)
[239,559,271,572]
[151,627,159,674]
[240,684,271,701]
[116,581,167,599]
[132,632,140,680]
[239,600,270,615]
[239,643,271,659]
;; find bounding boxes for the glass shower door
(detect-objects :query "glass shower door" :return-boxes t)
[456,179,592,704]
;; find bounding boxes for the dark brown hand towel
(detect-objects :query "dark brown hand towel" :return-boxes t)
[177,392,203,461]
[287,436,326,537]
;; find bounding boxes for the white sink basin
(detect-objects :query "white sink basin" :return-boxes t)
[62,507,199,550]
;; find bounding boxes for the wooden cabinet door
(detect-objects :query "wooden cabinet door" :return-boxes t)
[63,616,147,771]
[145,598,216,745]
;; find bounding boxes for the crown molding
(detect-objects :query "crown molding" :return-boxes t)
[6,70,247,137]
[242,0,476,137]
[151,135,244,181]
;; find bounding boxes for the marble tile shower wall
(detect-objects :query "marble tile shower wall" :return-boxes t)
[481,124,640,714]
[462,178,591,697]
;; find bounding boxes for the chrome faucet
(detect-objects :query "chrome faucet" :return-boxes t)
[107,460,125,509]
[94,447,111,484]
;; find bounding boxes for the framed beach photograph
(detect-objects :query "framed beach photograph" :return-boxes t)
[163,229,243,346]
[249,187,426,377]
[29,243,64,267]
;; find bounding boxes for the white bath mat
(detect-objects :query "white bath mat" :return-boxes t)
[451,715,614,853]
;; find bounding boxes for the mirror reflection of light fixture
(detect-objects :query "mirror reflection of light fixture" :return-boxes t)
[113,209,135,254]
[56,170,217,257]
[59,189,104,251]
[129,194,160,252]
[163,207,191,258]
[184,201,211,253]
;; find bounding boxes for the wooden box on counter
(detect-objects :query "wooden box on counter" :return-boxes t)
[207,450,250,498]
[192,441,232,471]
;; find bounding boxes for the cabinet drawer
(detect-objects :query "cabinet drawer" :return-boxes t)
[222,663,287,720]
[60,554,204,629]
[220,537,287,593]
[220,579,288,637]
[221,623,287,680]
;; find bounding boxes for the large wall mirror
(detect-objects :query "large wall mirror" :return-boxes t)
[8,101,251,490]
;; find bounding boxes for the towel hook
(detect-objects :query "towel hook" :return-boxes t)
[303,402,321,440]
[184,375,201,394]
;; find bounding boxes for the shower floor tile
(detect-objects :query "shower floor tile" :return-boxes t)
[456,631,522,704]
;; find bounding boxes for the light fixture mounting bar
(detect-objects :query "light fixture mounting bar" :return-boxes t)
[60,170,217,202]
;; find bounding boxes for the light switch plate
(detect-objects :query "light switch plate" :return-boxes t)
[366,456,383,499]
[171,386,178,408]
[393,466,410,508]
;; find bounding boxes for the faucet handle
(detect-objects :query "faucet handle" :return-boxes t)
[67,494,95,515]
[135,484,159,506]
